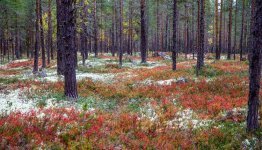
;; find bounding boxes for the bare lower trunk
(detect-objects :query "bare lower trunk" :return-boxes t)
[62,0,78,100]
[227,0,233,59]
[196,0,205,76]
[172,0,177,70]
[33,0,40,74]
[141,0,147,63]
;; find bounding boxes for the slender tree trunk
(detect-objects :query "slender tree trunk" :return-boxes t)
[47,0,53,64]
[15,15,20,59]
[156,0,159,52]
[192,1,195,59]
[172,0,177,70]
[118,0,123,66]
[127,0,132,55]
[80,0,86,66]
[141,0,147,63]
[215,0,219,59]
[112,1,116,57]
[218,0,223,59]
[62,0,78,100]
[240,0,245,61]
[248,0,255,62]
[233,0,238,60]
[39,0,46,68]
[184,4,189,59]
[56,0,65,75]
[196,0,205,75]
[94,0,98,57]
[33,0,40,74]
[130,2,134,56]
[227,0,233,59]
[247,0,262,132]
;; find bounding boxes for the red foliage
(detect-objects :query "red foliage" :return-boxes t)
[0,108,103,148]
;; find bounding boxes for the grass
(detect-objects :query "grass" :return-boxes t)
[0,77,19,85]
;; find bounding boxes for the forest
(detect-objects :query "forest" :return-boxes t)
[0,0,261,149]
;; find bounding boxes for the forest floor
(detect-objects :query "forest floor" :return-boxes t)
[0,53,261,149]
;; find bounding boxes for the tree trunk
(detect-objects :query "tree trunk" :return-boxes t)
[248,0,255,62]
[141,0,147,63]
[227,0,233,59]
[62,0,78,100]
[47,0,53,64]
[196,0,205,75]
[215,0,219,59]
[156,0,159,52]
[247,0,262,132]
[240,0,245,61]
[39,0,46,68]
[33,0,40,74]
[94,0,98,57]
[119,0,123,66]
[172,0,177,70]
[56,0,65,75]
[218,0,223,59]
[233,0,238,60]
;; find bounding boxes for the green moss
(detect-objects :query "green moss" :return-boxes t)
[0,77,19,84]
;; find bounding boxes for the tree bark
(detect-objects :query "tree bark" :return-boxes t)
[227,0,233,59]
[247,0,262,133]
[196,0,205,75]
[39,0,46,68]
[56,0,65,75]
[215,0,219,59]
[248,0,255,62]
[119,0,123,66]
[33,0,40,74]
[62,0,78,100]
[47,0,53,64]
[240,0,245,61]
[94,0,98,57]
[218,0,223,60]
[141,0,147,63]
[233,0,238,60]
[172,0,177,70]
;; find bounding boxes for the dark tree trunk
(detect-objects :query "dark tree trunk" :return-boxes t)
[218,0,223,60]
[240,0,245,61]
[140,0,147,63]
[215,0,219,59]
[192,1,196,59]
[56,0,65,75]
[184,4,189,59]
[39,0,46,68]
[61,0,78,100]
[196,0,205,75]
[247,0,262,132]
[80,0,88,66]
[119,0,123,66]
[172,0,177,70]
[127,0,133,55]
[47,0,53,64]
[33,0,40,74]
[94,0,98,57]
[248,0,255,62]
[15,15,20,59]
[156,0,159,52]
[227,0,233,60]
[233,0,238,60]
